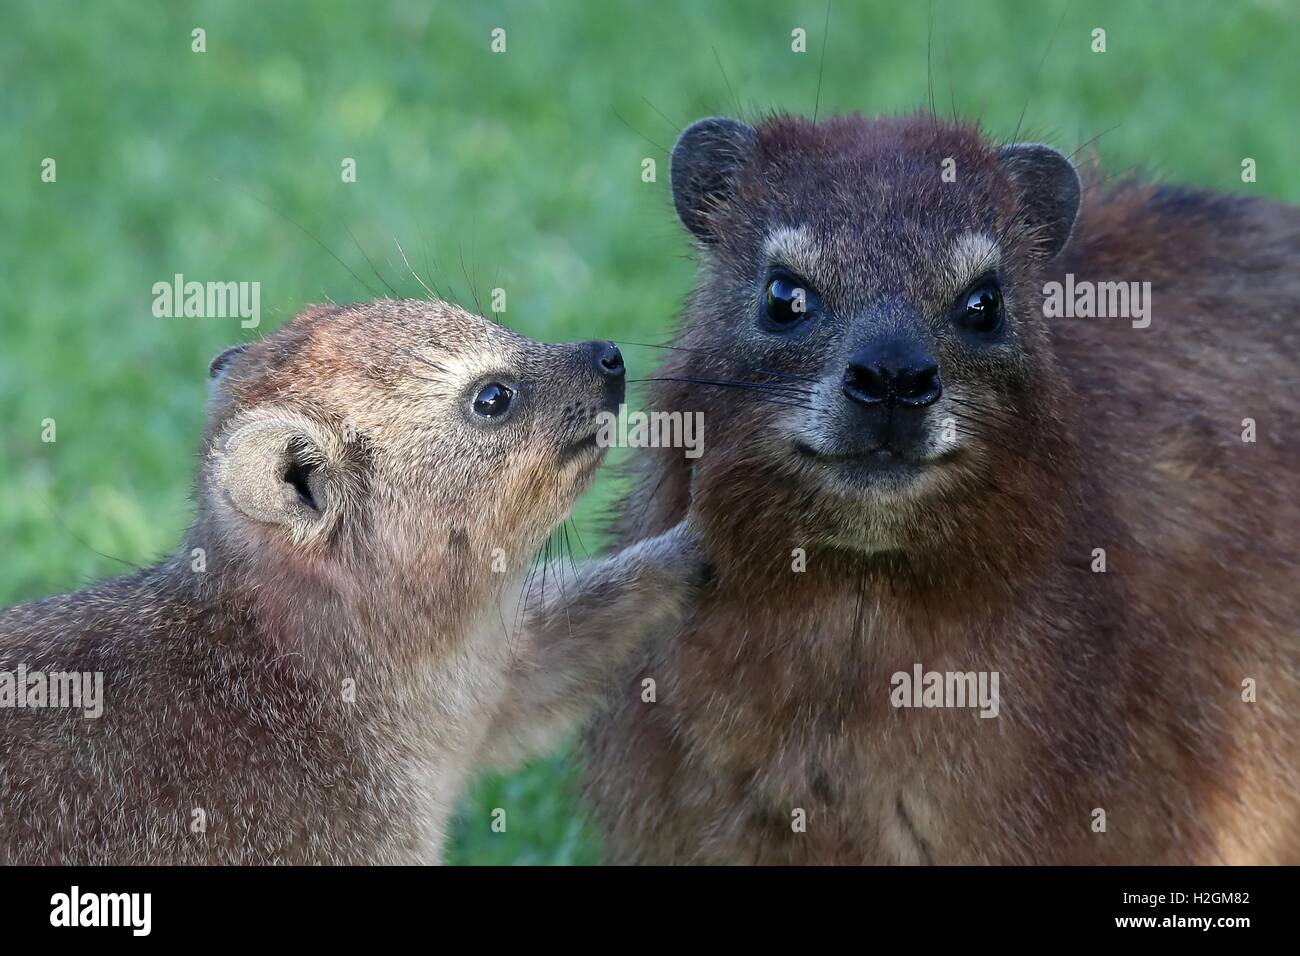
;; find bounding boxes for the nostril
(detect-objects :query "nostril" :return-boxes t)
[843,362,891,405]
[895,363,942,407]
[596,342,625,377]
[844,359,941,407]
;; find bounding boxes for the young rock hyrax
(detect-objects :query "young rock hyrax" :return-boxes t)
[1,297,701,864]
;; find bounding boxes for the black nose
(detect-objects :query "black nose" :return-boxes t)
[591,341,625,378]
[843,345,941,408]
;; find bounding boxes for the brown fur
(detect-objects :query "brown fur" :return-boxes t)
[581,113,1300,864]
[0,297,700,864]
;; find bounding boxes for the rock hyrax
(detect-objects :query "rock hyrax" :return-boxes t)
[583,113,1300,864]
[0,297,701,864]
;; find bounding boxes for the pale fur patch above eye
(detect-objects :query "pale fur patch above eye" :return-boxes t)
[420,346,511,393]
[763,226,824,281]
[947,232,1000,290]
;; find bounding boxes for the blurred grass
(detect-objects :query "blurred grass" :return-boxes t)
[0,0,1295,864]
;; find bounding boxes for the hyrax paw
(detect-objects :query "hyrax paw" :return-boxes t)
[641,517,711,595]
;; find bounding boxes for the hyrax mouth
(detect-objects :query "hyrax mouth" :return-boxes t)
[561,430,604,465]
[553,340,625,468]
[796,441,920,467]
[792,440,954,494]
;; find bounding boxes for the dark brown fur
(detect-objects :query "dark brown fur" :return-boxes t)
[581,114,1300,864]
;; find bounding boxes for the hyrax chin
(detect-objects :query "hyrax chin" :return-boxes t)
[0,297,702,865]
[582,113,1300,864]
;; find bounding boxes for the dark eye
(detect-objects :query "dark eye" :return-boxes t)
[472,382,513,417]
[765,274,816,327]
[957,281,1003,335]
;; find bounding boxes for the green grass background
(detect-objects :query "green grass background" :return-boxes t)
[0,0,1295,864]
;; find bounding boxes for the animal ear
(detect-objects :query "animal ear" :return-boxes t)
[209,343,249,380]
[671,117,758,242]
[997,143,1081,261]
[213,411,339,540]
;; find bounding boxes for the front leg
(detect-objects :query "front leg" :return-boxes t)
[479,519,705,770]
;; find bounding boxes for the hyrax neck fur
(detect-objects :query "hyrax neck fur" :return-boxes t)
[0,298,701,864]
[583,113,1300,864]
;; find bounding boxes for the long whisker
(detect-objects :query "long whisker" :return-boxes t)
[426,241,466,308]
[634,469,672,541]
[712,46,743,117]
[634,373,811,396]
[946,411,1041,463]
[944,400,1018,434]
[1069,123,1123,161]
[612,105,669,156]
[561,522,580,579]
[34,492,144,571]
[1009,0,1071,147]
[946,402,1016,434]
[640,96,683,134]
[631,369,811,392]
[458,242,483,314]
[651,373,814,397]
[339,218,399,298]
[945,395,1022,429]
[219,180,380,298]
[925,0,936,119]
[509,536,545,662]
[616,339,821,385]
[629,376,813,409]
[950,421,1024,460]
[813,0,832,123]
[568,518,591,560]
[394,235,439,301]
[414,217,449,303]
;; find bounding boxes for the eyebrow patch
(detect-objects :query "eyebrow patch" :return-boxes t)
[947,232,1000,287]
[763,226,823,279]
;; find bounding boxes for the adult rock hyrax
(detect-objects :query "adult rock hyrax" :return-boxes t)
[0,297,701,864]
[582,113,1300,863]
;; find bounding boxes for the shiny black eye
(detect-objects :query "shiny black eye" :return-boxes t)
[765,274,816,328]
[472,383,513,417]
[957,281,1003,335]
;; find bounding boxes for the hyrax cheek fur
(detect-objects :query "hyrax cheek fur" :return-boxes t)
[582,113,1300,864]
[0,297,704,865]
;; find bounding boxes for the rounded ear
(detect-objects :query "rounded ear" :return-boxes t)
[209,343,250,381]
[671,117,758,242]
[997,143,1081,261]
[212,410,341,541]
